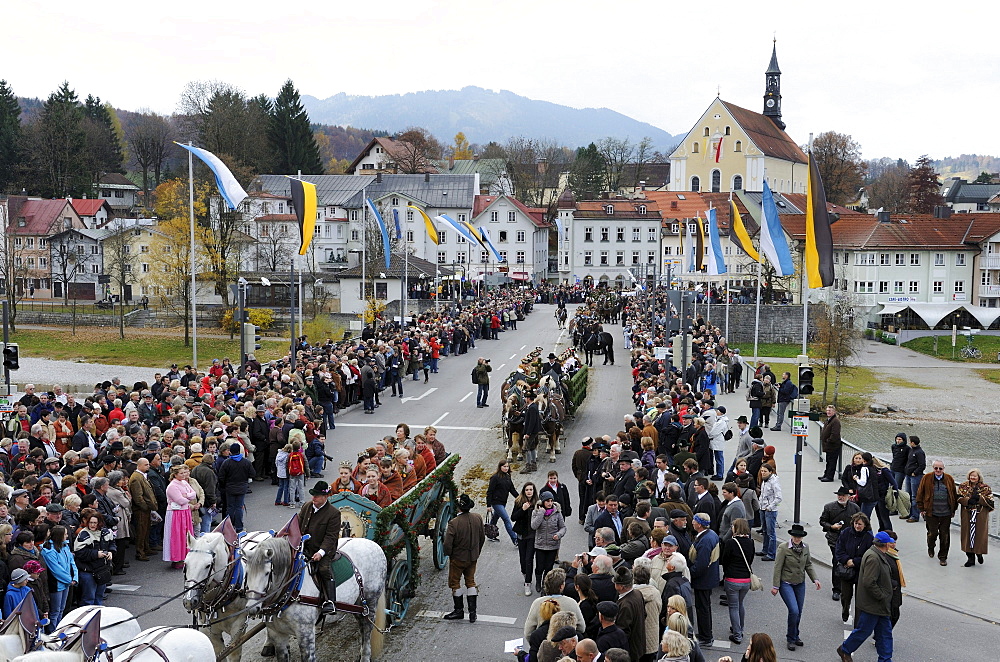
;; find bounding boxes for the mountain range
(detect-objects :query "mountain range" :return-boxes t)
[301,86,676,154]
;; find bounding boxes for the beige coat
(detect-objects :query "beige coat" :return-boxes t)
[106,486,133,539]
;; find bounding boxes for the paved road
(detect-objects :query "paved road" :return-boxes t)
[99,306,1000,661]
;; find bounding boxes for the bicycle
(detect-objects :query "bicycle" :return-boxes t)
[960,335,982,360]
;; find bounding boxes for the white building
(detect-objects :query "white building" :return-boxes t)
[469,194,550,284]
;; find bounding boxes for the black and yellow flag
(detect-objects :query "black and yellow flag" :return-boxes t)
[289,177,317,255]
[695,216,706,272]
[729,199,760,261]
[805,152,835,288]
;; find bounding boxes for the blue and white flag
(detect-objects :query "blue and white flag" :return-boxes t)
[479,226,505,262]
[704,208,726,276]
[759,181,795,276]
[392,208,403,240]
[174,143,247,210]
[365,198,392,269]
[435,213,480,247]
[554,216,566,243]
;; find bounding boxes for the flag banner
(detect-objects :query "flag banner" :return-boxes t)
[461,219,489,251]
[678,219,686,273]
[714,136,724,163]
[288,177,317,255]
[705,208,726,275]
[175,142,248,210]
[408,205,439,245]
[555,216,565,243]
[480,226,504,262]
[806,152,835,288]
[759,182,795,276]
[436,213,481,247]
[365,198,392,269]
[695,215,705,272]
[729,199,759,261]
[392,208,403,241]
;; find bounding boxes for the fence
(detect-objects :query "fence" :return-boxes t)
[566,365,588,413]
[15,299,148,317]
[805,419,999,540]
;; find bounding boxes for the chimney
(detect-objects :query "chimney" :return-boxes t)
[537,158,548,175]
[639,180,646,191]
[449,154,455,170]
[933,205,952,219]
[877,211,891,223]
[424,172,430,183]
[376,172,382,183]
[670,201,678,210]
[472,153,479,161]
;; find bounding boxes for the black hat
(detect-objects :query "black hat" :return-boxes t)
[547,353,558,360]
[229,443,242,454]
[539,490,555,502]
[308,481,333,496]
[581,437,593,447]
[655,402,667,409]
[836,486,853,496]
[109,441,124,451]
[612,566,633,586]
[550,626,578,643]
[596,601,619,618]
[669,509,688,519]
[457,494,474,511]
[635,486,651,500]
[736,415,749,424]
[788,524,808,538]
[45,503,65,513]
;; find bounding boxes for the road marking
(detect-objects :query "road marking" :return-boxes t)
[554,327,567,348]
[460,391,473,403]
[107,584,141,592]
[509,354,517,359]
[520,345,526,350]
[400,387,437,403]
[417,610,517,625]
[432,412,449,426]
[334,423,493,432]
[704,640,731,650]
[496,364,505,370]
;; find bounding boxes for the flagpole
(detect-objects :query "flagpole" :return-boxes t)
[187,141,197,371]
[401,235,408,327]
[753,256,762,362]
[361,186,367,317]
[802,135,814,356]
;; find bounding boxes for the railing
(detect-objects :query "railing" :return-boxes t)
[980,256,1000,270]
[978,284,1000,297]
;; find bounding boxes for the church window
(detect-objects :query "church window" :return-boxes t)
[734,140,742,152]
[711,170,721,193]
[733,175,743,190]
[724,126,731,136]
[691,176,701,193]
[703,127,710,137]
[692,142,699,154]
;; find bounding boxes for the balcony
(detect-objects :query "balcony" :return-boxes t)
[979,284,1000,298]
[981,256,1000,270]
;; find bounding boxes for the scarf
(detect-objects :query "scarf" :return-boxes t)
[544,507,555,517]
[885,547,905,588]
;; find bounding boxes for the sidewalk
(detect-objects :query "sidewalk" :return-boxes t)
[714,389,1000,624]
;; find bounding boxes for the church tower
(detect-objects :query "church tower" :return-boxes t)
[763,40,785,130]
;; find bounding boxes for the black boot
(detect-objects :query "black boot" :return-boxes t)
[443,595,464,620]
[321,578,338,614]
[535,576,543,594]
[965,552,976,567]
[467,593,477,623]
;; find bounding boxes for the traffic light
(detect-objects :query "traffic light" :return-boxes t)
[242,323,261,357]
[798,365,814,395]
[2,344,18,371]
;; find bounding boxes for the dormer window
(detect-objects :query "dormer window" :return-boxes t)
[692,143,699,154]
[391,197,399,206]
[605,205,614,215]
[637,205,646,214]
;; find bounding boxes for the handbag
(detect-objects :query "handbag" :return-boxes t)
[93,561,113,586]
[484,522,500,540]
[834,562,857,582]
[734,538,763,591]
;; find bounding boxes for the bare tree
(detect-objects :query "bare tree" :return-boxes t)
[255,222,294,272]
[809,131,866,205]
[50,232,94,304]
[102,219,137,339]
[486,137,572,207]
[813,282,862,407]
[0,204,30,332]
[865,160,910,213]
[125,111,172,204]
[392,127,443,174]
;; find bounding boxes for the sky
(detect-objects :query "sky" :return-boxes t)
[7,0,1000,161]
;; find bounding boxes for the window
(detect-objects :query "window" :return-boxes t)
[351,230,359,241]
[733,175,743,190]
[879,281,889,293]
[438,231,447,244]
[26,238,34,248]
[600,251,609,266]
[632,251,640,265]
[406,210,414,222]
[616,227,625,242]
[711,169,721,193]
[855,252,875,265]
[123,264,131,273]
[391,197,399,206]
[350,210,358,221]
[647,251,656,264]
[115,190,124,198]
[670,224,678,235]
[633,227,641,242]
[437,251,447,264]
[605,205,614,215]
[499,251,507,262]
[13,238,21,248]
[584,228,593,242]
[600,227,609,242]
[956,253,966,266]
[481,251,489,263]
[614,251,623,265]
[40,238,47,248]
[279,202,285,214]
[91,264,99,274]
[457,251,467,263]
[834,253,839,264]
[895,253,905,266]
[724,126,731,136]
[664,246,673,255]
[142,263,150,273]
[490,211,499,222]
[689,222,698,235]
[375,282,387,299]
[140,245,149,253]
[910,253,920,266]
[457,233,466,244]
[516,231,525,242]
[648,227,657,242]
[39,258,47,268]
[692,143,699,154]
[458,214,467,223]
[734,140,742,152]
[909,281,919,293]
[508,211,516,222]
[337,224,344,238]
[406,231,414,242]
[637,205,646,214]
[691,176,700,192]
[880,253,891,266]
[854,281,874,293]
[934,253,944,266]
[703,127,710,137]
[123,245,130,254]
[954,280,965,293]
[493,230,505,243]
[894,281,904,294]
[516,251,525,264]
[933,280,943,293]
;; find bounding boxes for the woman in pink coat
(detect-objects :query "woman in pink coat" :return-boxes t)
[163,464,198,568]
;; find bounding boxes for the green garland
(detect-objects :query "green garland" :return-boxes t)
[373,453,460,591]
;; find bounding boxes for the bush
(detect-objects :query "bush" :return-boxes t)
[220,308,275,334]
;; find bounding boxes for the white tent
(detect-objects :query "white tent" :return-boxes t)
[877,303,1000,328]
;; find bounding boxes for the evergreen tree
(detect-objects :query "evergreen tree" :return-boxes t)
[567,143,605,199]
[82,94,124,182]
[0,80,21,193]
[907,155,944,214]
[29,82,89,197]
[268,80,323,174]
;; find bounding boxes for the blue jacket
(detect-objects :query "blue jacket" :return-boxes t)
[2,583,32,618]
[41,541,79,591]
[689,528,721,590]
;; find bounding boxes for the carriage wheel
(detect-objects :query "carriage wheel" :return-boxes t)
[385,557,412,624]
[434,498,455,570]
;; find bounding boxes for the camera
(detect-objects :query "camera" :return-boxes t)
[485,358,490,362]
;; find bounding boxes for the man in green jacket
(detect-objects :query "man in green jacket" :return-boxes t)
[837,531,894,662]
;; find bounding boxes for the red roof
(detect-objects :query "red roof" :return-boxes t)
[254,214,297,222]
[722,100,807,164]
[782,212,1000,249]
[6,197,78,235]
[573,199,662,220]
[70,199,111,217]
[472,195,551,228]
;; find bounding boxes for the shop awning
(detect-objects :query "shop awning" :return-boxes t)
[878,303,1000,328]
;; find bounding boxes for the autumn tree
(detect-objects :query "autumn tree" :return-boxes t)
[451,132,473,160]
[268,80,323,174]
[0,203,30,331]
[864,157,910,212]
[392,127,442,174]
[810,131,866,205]
[126,111,172,202]
[907,155,944,213]
[0,80,21,193]
[150,215,211,346]
[102,218,138,339]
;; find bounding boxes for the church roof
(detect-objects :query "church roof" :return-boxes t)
[721,100,806,164]
[766,42,781,74]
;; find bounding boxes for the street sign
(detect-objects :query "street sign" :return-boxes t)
[97,274,111,284]
[791,415,809,437]
[653,347,670,360]
[0,398,12,413]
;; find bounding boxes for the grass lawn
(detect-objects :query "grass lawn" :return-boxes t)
[10,329,285,368]
[759,360,878,415]
[732,342,811,359]
[902,334,1000,363]
[975,369,1000,385]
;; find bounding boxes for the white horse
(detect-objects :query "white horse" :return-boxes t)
[243,536,387,662]
[115,627,214,662]
[0,593,43,662]
[40,607,139,662]
[183,530,273,662]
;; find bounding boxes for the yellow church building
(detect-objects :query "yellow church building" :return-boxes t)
[668,43,808,195]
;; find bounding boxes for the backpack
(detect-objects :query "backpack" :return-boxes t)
[472,367,478,385]
[288,451,305,477]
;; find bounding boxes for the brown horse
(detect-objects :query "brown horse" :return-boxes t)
[502,394,525,462]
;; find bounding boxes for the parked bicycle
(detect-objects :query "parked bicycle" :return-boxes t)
[960,333,983,359]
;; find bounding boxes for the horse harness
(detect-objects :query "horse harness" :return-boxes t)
[185,541,244,624]
[252,543,370,619]
[113,627,187,662]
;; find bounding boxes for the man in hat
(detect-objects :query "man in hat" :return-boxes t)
[218,442,255,532]
[612,565,645,662]
[820,486,861,601]
[550,626,580,658]
[249,404,270,481]
[838,531,894,662]
[819,405,842,482]
[690,512,720,648]
[572,437,595,524]
[594,600,629,653]
[545,353,562,376]
[299,481,341,614]
[443,494,486,622]
[129,457,157,561]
